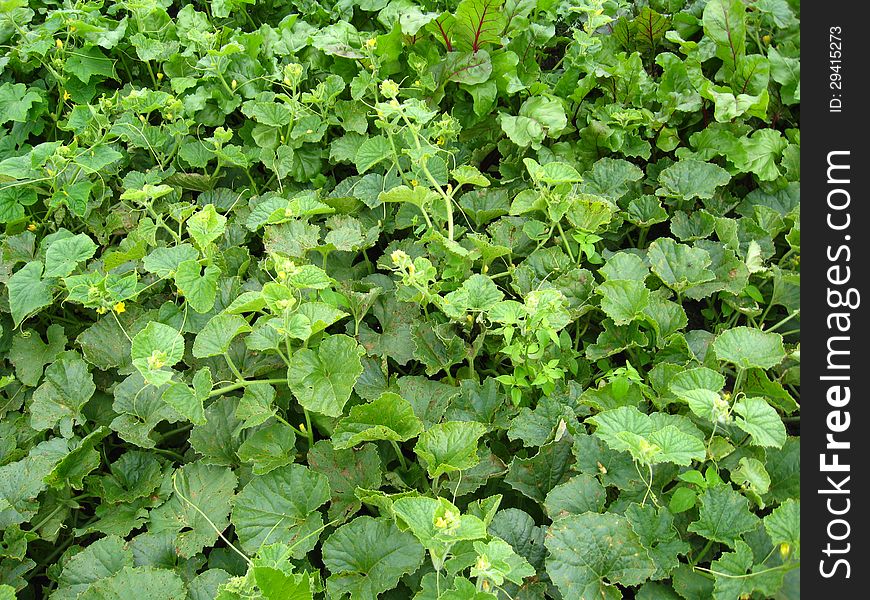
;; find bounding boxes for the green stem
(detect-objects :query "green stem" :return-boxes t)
[637,226,649,248]
[31,504,66,532]
[224,354,245,381]
[274,413,308,438]
[156,424,193,443]
[556,221,575,262]
[763,309,800,333]
[151,447,186,461]
[390,440,409,470]
[208,378,288,398]
[691,539,715,567]
[303,408,314,448]
[732,367,745,396]
[400,112,454,240]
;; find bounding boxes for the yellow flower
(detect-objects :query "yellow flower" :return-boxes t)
[113,302,126,314]
[147,351,167,370]
[475,555,491,571]
[410,179,419,187]
[299,422,306,432]
[365,37,377,49]
[380,79,400,98]
[55,38,63,49]
[157,72,164,80]
[27,223,37,232]
[63,90,71,101]
[436,137,445,146]
[96,306,108,314]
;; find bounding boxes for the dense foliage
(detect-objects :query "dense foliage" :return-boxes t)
[0,0,800,598]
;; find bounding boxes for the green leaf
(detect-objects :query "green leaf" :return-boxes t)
[732,397,786,448]
[733,129,788,181]
[712,326,786,369]
[648,238,715,293]
[332,392,423,450]
[64,45,116,83]
[111,373,180,448]
[523,158,582,185]
[546,512,656,600]
[471,538,534,586]
[702,0,746,69]
[544,474,606,519]
[764,498,800,559]
[44,234,98,278]
[504,439,576,502]
[161,368,211,425]
[8,261,53,327]
[587,406,705,466]
[235,383,277,431]
[45,426,110,489]
[307,440,382,522]
[626,504,690,580]
[670,367,725,397]
[131,322,185,387]
[287,334,364,417]
[597,279,650,325]
[142,244,199,277]
[78,566,186,600]
[52,535,133,598]
[451,165,490,187]
[500,96,567,148]
[411,321,467,377]
[730,457,771,500]
[354,136,392,174]
[91,451,163,504]
[0,438,69,528]
[150,463,237,558]
[187,204,227,249]
[76,311,134,370]
[448,377,512,430]
[189,397,244,466]
[393,496,487,568]
[709,541,784,600]
[232,464,330,556]
[30,352,96,437]
[687,485,760,547]
[9,324,67,387]
[441,274,504,319]
[0,82,41,124]
[453,0,506,51]
[656,160,731,201]
[414,421,487,479]
[237,422,297,475]
[253,567,315,600]
[192,314,252,358]
[174,260,220,314]
[322,516,424,599]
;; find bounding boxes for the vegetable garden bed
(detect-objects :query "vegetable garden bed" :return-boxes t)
[0,0,800,598]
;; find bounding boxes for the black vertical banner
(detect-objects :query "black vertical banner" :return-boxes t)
[804,1,869,595]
